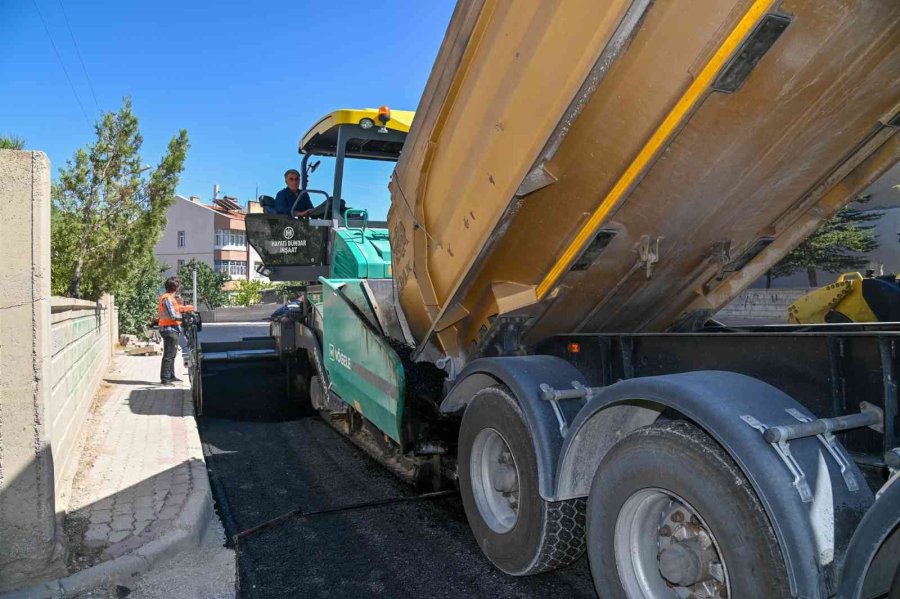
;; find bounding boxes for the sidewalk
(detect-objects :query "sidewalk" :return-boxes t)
[7,351,232,598]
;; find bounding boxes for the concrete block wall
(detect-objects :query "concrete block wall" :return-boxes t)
[110,301,119,357]
[48,296,113,493]
[715,287,811,325]
[0,151,119,589]
[0,150,65,589]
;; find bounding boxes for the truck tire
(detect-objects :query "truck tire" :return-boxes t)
[586,420,790,598]
[458,385,586,576]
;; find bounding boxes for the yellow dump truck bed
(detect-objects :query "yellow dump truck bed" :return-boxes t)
[388,0,900,364]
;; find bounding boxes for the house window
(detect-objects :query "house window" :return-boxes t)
[215,229,246,249]
[214,260,247,277]
[177,231,185,247]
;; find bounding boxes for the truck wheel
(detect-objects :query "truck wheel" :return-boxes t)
[458,385,586,576]
[586,420,789,598]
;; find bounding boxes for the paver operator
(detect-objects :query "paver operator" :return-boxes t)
[274,168,314,216]
[157,276,193,386]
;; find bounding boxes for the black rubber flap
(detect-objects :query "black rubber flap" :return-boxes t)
[713,14,792,94]
[572,230,617,271]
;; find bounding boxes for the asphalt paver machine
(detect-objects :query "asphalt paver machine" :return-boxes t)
[187,106,416,422]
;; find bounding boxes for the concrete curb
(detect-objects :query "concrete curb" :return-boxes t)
[3,390,214,599]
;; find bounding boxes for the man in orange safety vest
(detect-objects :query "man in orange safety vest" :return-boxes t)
[157,276,193,385]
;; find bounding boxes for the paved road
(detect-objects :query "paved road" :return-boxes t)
[196,324,598,599]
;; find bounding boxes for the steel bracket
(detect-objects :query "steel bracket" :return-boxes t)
[785,408,859,492]
[539,381,602,402]
[635,235,663,279]
[713,239,732,280]
[435,355,461,380]
[537,381,604,438]
[539,383,570,438]
[570,381,598,402]
[742,414,812,502]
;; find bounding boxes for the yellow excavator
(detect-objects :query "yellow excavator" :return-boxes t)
[788,271,900,324]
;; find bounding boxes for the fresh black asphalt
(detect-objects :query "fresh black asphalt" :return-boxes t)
[196,323,597,598]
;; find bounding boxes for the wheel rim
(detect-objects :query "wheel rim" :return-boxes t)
[614,488,730,598]
[470,427,520,534]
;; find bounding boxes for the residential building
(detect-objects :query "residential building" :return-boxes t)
[155,194,268,286]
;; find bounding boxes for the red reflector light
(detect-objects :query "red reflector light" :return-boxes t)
[567,342,581,354]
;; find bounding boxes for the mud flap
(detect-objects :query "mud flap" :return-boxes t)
[838,477,900,599]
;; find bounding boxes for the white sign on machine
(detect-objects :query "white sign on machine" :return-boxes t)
[269,226,307,254]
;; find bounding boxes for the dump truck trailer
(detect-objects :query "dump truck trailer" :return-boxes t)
[190,1,900,597]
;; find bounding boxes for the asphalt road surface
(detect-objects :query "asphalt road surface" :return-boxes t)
[196,323,598,599]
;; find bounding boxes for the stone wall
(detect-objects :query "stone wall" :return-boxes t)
[715,287,811,325]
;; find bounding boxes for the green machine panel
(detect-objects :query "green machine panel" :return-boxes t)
[331,228,392,279]
[320,278,405,443]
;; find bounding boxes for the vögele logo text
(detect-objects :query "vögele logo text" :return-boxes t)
[328,344,352,370]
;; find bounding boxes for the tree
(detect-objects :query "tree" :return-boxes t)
[231,279,272,306]
[51,98,189,299]
[271,281,306,302]
[0,134,25,150]
[177,259,229,310]
[116,255,166,336]
[771,196,882,287]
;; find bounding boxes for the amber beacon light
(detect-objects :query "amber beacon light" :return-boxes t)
[377,105,392,132]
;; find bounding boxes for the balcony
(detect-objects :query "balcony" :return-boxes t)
[215,229,246,250]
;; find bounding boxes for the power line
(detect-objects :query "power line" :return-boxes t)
[31,0,91,126]
[57,0,102,114]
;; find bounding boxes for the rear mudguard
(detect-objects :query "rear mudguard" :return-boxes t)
[440,356,588,500]
[837,476,900,599]
[557,371,874,599]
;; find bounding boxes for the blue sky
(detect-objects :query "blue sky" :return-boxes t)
[1,0,454,219]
